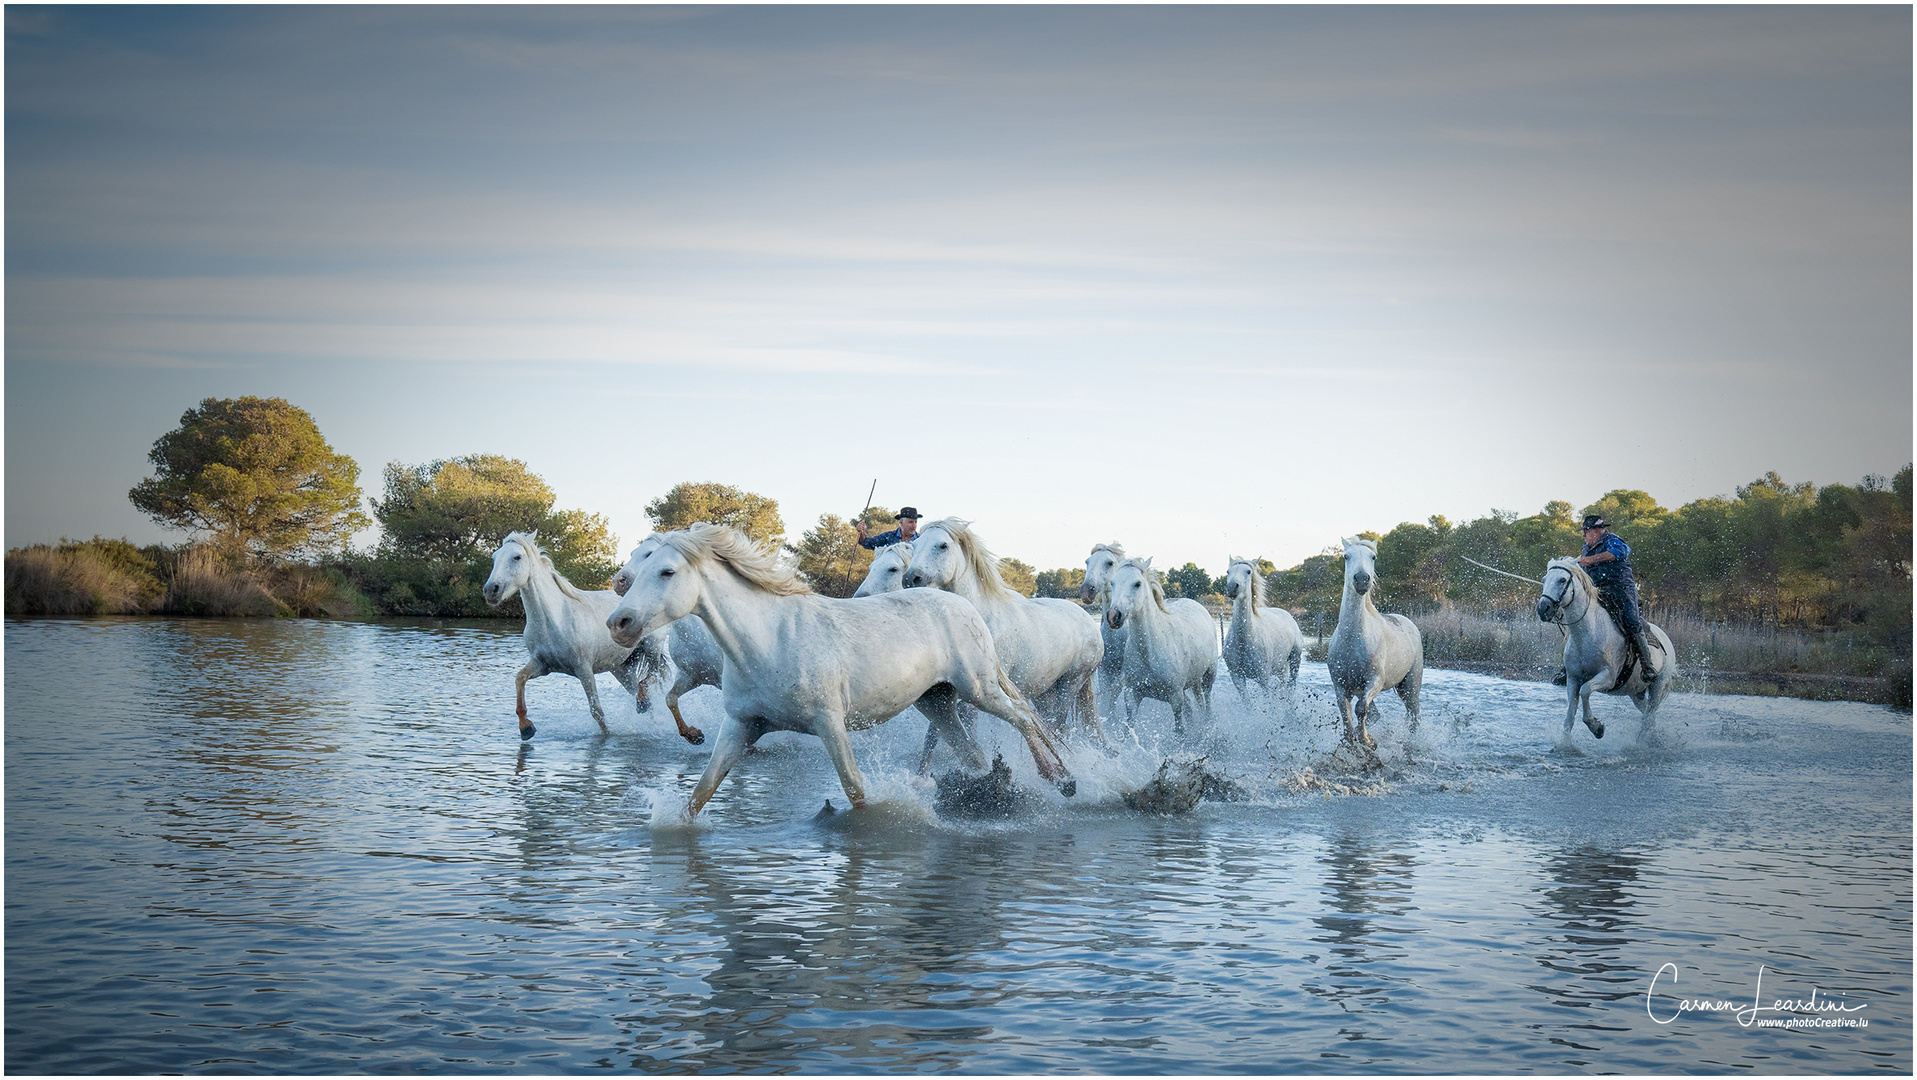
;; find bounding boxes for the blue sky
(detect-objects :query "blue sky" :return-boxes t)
[6,6,1910,574]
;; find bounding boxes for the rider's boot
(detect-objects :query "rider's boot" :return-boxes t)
[1632,631,1661,678]
[1551,668,1567,686]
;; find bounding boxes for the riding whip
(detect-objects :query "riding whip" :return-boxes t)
[859,479,876,523]
[1459,555,1544,587]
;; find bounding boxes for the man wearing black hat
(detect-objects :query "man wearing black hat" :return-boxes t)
[856,507,923,550]
[1575,514,1660,678]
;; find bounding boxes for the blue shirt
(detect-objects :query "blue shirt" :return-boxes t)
[1582,533,1632,584]
[860,527,912,550]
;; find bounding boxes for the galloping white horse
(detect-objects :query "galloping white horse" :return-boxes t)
[904,519,1105,740]
[612,538,717,746]
[483,532,670,741]
[852,541,912,597]
[605,524,1075,817]
[1537,557,1676,744]
[1104,558,1217,735]
[1079,543,1129,720]
[1222,556,1303,705]
[1326,537,1423,749]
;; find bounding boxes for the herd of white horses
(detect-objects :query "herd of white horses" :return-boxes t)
[482,519,1676,819]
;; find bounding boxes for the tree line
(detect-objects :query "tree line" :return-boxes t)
[6,394,1910,686]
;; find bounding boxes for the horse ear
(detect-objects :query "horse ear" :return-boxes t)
[1142,557,1154,569]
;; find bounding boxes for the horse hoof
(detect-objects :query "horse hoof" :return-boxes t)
[1058,777,1077,798]
[519,724,536,741]
[1590,721,1605,739]
[684,728,706,745]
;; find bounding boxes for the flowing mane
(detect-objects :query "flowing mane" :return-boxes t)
[1119,556,1170,614]
[1090,542,1125,559]
[658,522,814,596]
[1228,555,1267,611]
[1342,537,1378,555]
[1546,556,1597,598]
[925,517,1021,606]
[502,530,589,602]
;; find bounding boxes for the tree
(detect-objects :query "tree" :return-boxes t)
[1035,567,1086,599]
[129,396,370,563]
[368,454,620,587]
[645,482,784,548]
[1164,562,1214,600]
[373,455,554,561]
[998,557,1038,598]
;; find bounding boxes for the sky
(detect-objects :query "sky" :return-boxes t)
[6,5,1911,575]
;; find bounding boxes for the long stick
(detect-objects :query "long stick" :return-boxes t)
[1459,555,1545,587]
[858,479,876,521]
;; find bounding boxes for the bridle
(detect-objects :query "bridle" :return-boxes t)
[1538,565,1585,625]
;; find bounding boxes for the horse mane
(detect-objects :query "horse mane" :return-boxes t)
[1089,542,1125,559]
[877,539,913,562]
[1342,537,1378,554]
[503,530,589,603]
[1228,555,1267,610]
[925,517,1019,606]
[657,522,814,596]
[1119,556,1170,614]
[1546,556,1596,597]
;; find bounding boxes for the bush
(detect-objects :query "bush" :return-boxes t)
[5,538,161,615]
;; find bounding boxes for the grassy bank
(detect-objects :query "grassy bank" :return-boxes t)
[1324,605,1910,707]
[5,538,373,618]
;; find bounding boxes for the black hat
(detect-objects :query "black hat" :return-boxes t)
[896,507,922,520]
[1581,514,1608,531]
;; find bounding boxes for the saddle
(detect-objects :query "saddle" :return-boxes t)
[1589,587,1661,692]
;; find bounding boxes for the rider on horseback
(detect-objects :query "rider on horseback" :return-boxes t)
[1574,514,1661,679]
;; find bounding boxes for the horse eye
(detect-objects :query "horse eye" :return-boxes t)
[659,568,674,577]
[938,543,949,550]
[512,554,521,561]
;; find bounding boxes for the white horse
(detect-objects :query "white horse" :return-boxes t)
[605,523,1075,817]
[1104,558,1217,735]
[1537,557,1676,744]
[1079,543,1129,720]
[1222,556,1303,705]
[483,531,671,741]
[612,538,717,747]
[851,541,912,597]
[1326,537,1423,749]
[904,519,1106,741]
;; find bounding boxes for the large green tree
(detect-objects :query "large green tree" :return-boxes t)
[370,454,618,582]
[645,481,784,548]
[129,396,370,563]
[791,507,894,598]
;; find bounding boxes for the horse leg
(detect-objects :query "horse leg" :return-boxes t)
[1580,682,1604,739]
[1074,674,1111,749]
[514,662,540,740]
[916,684,987,774]
[1170,694,1187,737]
[665,677,706,745]
[577,671,613,735]
[1561,679,1582,744]
[964,669,1074,796]
[688,715,763,817]
[1397,667,1422,733]
[814,714,870,810]
[1355,679,1387,748]
[1335,687,1359,745]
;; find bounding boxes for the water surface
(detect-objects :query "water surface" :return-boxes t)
[6,617,1910,1073]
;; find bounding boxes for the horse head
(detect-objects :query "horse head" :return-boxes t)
[1105,557,1164,630]
[1082,543,1125,604]
[1536,558,1589,623]
[1224,556,1265,605]
[610,534,665,597]
[1341,537,1379,596]
[853,541,912,597]
[484,532,543,607]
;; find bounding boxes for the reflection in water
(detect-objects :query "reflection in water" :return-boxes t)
[1303,830,1420,1017]
[1523,847,1648,1062]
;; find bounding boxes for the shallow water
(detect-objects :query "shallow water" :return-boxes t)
[5,617,1910,1073]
